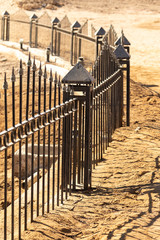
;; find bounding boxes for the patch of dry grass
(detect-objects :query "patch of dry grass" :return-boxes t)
[16,0,64,11]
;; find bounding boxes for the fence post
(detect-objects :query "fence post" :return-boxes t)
[95,27,106,59]
[70,21,81,65]
[35,18,38,48]
[51,18,60,55]
[114,44,130,126]
[30,14,38,48]
[1,11,10,41]
[78,28,82,58]
[62,62,95,190]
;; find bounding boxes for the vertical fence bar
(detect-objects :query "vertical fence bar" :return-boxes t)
[26,54,31,119]
[107,87,111,144]
[126,60,130,126]
[69,101,72,195]
[57,77,61,206]
[65,101,69,199]
[3,73,8,240]
[105,86,108,150]
[18,60,23,240]
[84,88,91,190]
[73,100,77,190]
[93,95,95,169]
[78,102,81,184]
[11,67,16,240]
[81,103,85,182]
[98,93,100,161]
[52,73,57,210]
[120,71,123,127]
[47,70,53,213]
[102,90,105,154]
[100,91,103,160]
[95,96,98,165]
[31,58,36,222]
[42,66,47,214]
[37,63,42,217]
[61,102,65,203]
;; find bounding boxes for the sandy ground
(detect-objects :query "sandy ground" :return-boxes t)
[20,81,160,240]
[0,0,160,239]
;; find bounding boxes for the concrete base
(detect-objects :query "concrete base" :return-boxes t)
[14,144,62,179]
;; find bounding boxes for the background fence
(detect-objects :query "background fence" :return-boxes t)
[0,10,118,67]
[0,10,130,240]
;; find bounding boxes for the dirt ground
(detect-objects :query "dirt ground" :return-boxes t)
[1,0,160,239]
[20,81,160,240]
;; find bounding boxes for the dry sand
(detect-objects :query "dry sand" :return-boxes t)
[0,0,160,239]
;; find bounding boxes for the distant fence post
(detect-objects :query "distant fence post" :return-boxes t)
[70,21,81,65]
[62,62,95,190]
[1,11,10,41]
[95,27,106,59]
[114,39,131,126]
[78,28,82,58]
[51,17,60,55]
[30,14,38,48]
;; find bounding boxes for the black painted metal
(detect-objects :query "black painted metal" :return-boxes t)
[0,23,127,240]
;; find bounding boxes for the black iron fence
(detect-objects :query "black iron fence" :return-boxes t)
[0,57,81,239]
[0,11,131,240]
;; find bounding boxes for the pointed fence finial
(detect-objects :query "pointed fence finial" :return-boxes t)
[54,72,57,84]
[27,52,32,67]
[43,65,47,79]
[3,72,8,89]
[49,69,53,82]
[33,57,36,70]
[38,62,42,76]
[19,59,23,76]
[11,67,16,82]
[58,75,61,87]
[32,57,36,71]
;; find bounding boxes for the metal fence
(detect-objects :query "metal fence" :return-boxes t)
[0,10,131,240]
[0,57,80,239]
[0,11,117,67]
